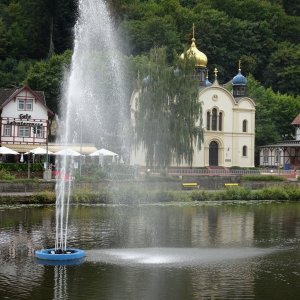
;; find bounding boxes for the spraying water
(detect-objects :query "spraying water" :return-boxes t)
[55,0,127,251]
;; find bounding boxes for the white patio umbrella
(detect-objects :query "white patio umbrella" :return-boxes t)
[29,147,53,155]
[89,148,118,157]
[0,146,19,155]
[54,148,81,156]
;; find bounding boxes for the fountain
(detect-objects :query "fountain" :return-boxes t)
[35,0,127,263]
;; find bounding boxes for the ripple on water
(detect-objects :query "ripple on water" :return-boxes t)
[0,257,45,299]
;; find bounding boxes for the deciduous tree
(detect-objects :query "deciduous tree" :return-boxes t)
[134,47,203,168]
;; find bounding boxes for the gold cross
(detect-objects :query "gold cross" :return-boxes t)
[214,67,218,78]
[238,59,241,71]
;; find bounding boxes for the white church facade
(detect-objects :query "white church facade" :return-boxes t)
[130,33,256,168]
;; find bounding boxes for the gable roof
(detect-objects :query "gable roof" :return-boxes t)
[0,86,53,116]
[0,88,18,106]
[291,112,300,126]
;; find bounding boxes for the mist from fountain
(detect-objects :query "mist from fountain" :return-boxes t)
[54,0,127,252]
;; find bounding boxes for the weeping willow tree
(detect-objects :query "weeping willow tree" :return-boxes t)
[134,47,203,168]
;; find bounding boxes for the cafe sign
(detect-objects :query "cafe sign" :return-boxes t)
[8,114,43,129]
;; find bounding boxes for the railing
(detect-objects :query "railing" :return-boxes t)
[149,168,297,176]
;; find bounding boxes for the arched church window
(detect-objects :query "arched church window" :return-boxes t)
[242,145,247,157]
[243,120,247,132]
[212,108,217,131]
[219,112,223,131]
[207,111,211,130]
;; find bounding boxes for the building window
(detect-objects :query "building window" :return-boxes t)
[242,145,247,157]
[207,109,223,131]
[19,126,30,137]
[207,111,211,130]
[25,99,33,110]
[36,126,43,138]
[18,99,25,110]
[234,87,246,97]
[3,125,11,136]
[275,149,280,163]
[263,149,268,163]
[219,112,223,131]
[212,108,217,131]
[243,120,247,132]
[18,99,33,111]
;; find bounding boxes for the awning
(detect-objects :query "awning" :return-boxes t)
[48,144,97,155]
[89,148,118,157]
[3,143,98,155]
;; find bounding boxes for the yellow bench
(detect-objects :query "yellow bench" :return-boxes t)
[182,182,199,190]
[224,183,239,187]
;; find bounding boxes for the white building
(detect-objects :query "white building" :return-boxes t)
[0,86,54,153]
[130,35,256,168]
[259,113,300,169]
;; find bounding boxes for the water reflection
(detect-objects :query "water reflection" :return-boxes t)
[54,266,68,300]
[0,202,299,300]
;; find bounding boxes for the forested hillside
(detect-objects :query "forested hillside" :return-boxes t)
[0,0,300,147]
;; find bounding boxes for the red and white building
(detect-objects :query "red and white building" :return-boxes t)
[0,86,54,153]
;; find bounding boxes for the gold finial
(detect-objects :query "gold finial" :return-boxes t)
[192,23,196,43]
[192,23,195,39]
[179,24,208,67]
[214,67,218,78]
[238,59,241,72]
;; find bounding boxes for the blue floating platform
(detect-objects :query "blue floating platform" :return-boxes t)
[35,248,86,261]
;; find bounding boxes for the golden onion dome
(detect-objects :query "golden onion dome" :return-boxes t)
[180,37,208,68]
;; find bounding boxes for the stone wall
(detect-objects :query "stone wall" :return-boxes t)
[0,177,299,193]
[0,181,55,193]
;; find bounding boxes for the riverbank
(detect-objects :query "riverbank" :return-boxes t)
[1,184,300,205]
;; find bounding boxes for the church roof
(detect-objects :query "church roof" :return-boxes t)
[180,25,207,68]
[232,70,247,85]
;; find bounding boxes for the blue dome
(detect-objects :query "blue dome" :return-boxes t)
[205,78,212,86]
[232,71,247,85]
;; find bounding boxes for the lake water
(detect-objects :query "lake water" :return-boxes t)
[0,201,299,300]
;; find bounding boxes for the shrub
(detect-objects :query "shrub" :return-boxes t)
[0,163,43,172]
[190,190,210,201]
[256,187,289,200]
[221,187,253,200]
[72,188,110,203]
[110,186,145,204]
[2,173,16,180]
[242,175,285,181]
[154,191,189,202]
[32,191,56,203]
[0,169,15,180]
[282,186,300,200]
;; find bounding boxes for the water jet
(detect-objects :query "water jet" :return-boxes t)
[35,0,126,264]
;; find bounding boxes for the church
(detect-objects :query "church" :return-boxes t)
[130,31,256,168]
